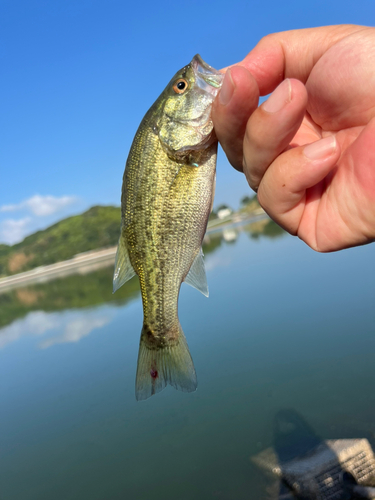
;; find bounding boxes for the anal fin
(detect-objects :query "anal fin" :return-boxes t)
[113,235,136,293]
[184,248,209,297]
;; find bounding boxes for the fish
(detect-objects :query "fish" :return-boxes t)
[113,55,223,401]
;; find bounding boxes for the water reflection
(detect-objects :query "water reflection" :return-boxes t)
[39,313,112,349]
[0,217,285,337]
[0,219,374,500]
[252,410,375,500]
[203,216,286,248]
[244,217,286,240]
[0,262,131,351]
[0,309,115,350]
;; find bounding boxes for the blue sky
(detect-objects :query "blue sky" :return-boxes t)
[1,0,374,244]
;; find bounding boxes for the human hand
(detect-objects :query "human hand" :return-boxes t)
[212,25,375,251]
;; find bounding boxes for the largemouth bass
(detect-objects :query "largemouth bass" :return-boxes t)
[113,55,223,401]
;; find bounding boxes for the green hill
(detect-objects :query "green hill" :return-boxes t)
[0,206,121,277]
[0,197,275,279]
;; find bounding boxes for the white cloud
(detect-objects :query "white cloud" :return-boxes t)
[0,310,113,350]
[1,217,32,244]
[0,194,77,216]
[39,316,110,349]
[0,311,58,349]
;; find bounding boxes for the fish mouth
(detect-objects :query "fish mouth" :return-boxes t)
[191,54,223,95]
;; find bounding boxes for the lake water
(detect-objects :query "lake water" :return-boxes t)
[1,219,374,500]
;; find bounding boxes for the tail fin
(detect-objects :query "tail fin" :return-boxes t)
[135,323,197,401]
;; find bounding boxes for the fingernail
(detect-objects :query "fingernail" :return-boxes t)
[219,69,234,106]
[263,79,292,113]
[304,136,337,160]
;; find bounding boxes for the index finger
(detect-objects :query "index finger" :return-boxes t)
[237,25,367,95]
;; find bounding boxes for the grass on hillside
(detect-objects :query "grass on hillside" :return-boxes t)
[0,206,121,277]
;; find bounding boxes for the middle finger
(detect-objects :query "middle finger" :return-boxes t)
[243,78,308,191]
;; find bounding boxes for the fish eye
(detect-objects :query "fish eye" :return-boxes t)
[173,78,188,94]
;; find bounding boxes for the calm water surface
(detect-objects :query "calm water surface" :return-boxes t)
[1,221,374,500]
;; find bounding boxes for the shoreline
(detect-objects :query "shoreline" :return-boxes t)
[0,211,267,294]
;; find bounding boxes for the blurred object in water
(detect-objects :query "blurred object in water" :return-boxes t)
[341,471,375,499]
[251,409,375,500]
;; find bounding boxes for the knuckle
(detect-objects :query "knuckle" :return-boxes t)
[257,33,278,47]
[256,189,265,207]
[256,188,270,217]
[244,163,259,192]
[244,120,263,152]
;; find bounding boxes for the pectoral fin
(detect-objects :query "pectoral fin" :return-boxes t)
[184,248,209,297]
[113,235,136,293]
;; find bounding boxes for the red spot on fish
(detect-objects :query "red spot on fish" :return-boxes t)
[150,369,158,379]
